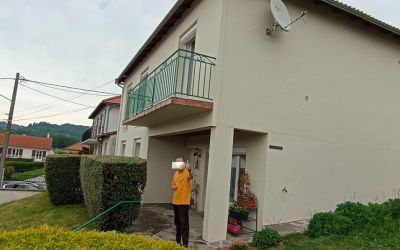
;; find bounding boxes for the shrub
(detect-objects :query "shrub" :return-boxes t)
[335,201,373,225]
[45,155,83,205]
[252,228,280,249]
[80,156,147,232]
[308,212,353,238]
[5,161,44,172]
[0,226,184,250]
[384,199,400,219]
[4,166,15,180]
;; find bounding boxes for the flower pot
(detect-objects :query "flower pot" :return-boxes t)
[227,223,241,235]
[229,210,249,221]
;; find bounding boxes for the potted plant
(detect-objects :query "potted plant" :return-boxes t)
[229,202,249,221]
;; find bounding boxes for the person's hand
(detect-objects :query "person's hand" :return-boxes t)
[185,160,191,171]
[171,184,177,191]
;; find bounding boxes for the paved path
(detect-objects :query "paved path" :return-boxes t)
[132,203,309,249]
[0,190,41,205]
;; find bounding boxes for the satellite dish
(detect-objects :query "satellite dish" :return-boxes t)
[270,0,292,31]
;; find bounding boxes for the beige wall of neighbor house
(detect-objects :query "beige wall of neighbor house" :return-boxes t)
[218,0,400,226]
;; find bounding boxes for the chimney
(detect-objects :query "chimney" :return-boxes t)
[47,132,50,138]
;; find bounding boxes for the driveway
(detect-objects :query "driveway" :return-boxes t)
[0,190,41,205]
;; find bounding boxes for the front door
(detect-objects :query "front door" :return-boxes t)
[229,155,246,203]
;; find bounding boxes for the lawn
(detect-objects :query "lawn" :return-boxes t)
[275,219,400,250]
[12,168,45,180]
[0,192,89,231]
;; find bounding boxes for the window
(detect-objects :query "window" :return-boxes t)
[32,150,47,161]
[120,141,126,156]
[11,148,22,158]
[133,138,141,157]
[103,142,108,155]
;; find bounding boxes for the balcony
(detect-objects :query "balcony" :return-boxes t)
[123,49,216,127]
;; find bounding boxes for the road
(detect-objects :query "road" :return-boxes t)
[0,190,41,205]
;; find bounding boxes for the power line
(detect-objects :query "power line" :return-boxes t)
[22,78,118,95]
[13,107,93,122]
[19,82,95,108]
[0,93,11,102]
[20,80,115,96]
[14,80,114,117]
[0,78,15,80]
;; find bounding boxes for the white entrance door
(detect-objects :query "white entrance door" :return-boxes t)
[229,155,246,202]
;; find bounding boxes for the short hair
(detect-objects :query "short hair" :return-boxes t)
[175,157,184,162]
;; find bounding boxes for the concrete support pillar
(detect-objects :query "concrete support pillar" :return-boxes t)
[202,126,234,242]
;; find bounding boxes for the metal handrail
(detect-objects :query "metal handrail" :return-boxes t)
[74,200,141,232]
[125,49,216,119]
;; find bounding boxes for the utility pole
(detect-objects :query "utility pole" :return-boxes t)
[0,73,19,188]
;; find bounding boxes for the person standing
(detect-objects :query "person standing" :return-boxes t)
[171,157,193,248]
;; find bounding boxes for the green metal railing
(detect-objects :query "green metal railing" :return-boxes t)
[74,200,141,232]
[125,49,216,119]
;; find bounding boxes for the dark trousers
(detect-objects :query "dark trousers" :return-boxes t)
[173,204,190,247]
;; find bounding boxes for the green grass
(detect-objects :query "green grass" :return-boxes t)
[12,168,45,180]
[275,220,400,249]
[0,192,89,231]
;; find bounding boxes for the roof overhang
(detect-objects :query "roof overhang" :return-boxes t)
[116,0,194,84]
[82,138,100,145]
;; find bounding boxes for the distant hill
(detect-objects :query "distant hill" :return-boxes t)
[0,122,90,149]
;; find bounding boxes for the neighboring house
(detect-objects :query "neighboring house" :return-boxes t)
[114,0,400,242]
[83,96,121,155]
[64,142,90,155]
[0,133,53,162]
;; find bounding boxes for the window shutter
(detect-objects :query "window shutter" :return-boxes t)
[43,151,47,157]
[7,148,12,154]
[19,149,23,156]
[32,150,36,157]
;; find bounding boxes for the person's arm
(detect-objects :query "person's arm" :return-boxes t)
[171,174,177,191]
[186,160,193,179]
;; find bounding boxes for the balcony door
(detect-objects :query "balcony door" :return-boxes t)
[182,39,195,96]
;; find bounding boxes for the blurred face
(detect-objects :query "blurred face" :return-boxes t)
[176,157,184,171]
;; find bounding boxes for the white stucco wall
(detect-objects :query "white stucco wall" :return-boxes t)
[116,0,224,157]
[218,0,400,225]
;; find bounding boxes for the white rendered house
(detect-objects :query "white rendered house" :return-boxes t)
[83,96,121,156]
[114,0,400,242]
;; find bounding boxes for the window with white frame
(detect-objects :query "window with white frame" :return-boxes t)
[121,141,126,156]
[11,148,22,158]
[32,150,47,160]
[133,138,141,157]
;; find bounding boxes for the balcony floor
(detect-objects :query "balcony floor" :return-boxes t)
[123,97,213,127]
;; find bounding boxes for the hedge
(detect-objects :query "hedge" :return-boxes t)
[0,226,184,250]
[45,155,83,205]
[80,156,147,232]
[5,161,44,172]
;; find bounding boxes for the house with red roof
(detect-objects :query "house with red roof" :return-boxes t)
[0,133,53,162]
[64,141,90,155]
[82,96,121,155]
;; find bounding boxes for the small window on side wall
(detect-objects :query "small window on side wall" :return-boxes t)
[133,138,141,157]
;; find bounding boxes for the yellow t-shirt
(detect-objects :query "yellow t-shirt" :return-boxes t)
[171,168,192,205]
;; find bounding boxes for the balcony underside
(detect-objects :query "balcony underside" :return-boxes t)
[123,97,213,127]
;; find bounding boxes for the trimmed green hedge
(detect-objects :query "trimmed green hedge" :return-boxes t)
[80,156,147,232]
[45,155,83,205]
[0,226,184,250]
[5,161,44,173]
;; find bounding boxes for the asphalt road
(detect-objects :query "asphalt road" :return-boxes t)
[0,190,41,205]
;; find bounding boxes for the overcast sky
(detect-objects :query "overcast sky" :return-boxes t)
[0,0,399,126]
